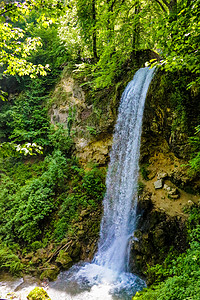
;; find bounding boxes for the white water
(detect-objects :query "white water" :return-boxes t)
[0,67,155,300]
[94,67,155,273]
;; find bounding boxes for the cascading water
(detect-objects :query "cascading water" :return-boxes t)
[0,67,155,300]
[93,67,155,274]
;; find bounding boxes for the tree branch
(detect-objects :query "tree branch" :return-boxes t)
[154,0,167,12]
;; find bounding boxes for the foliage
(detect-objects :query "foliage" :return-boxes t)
[140,164,150,181]
[4,81,50,146]
[0,242,24,275]
[0,141,43,158]
[188,126,200,173]
[0,150,68,243]
[0,146,105,246]
[54,166,106,241]
[133,207,200,300]
[0,0,65,86]
[48,123,74,155]
[151,0,200,88]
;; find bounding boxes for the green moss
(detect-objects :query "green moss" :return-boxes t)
[27,287,51,300]
[40,265,60,281]
[56,250,73,269]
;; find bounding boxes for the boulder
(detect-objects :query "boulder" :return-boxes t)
[154,179,163,189]
[55,250,73,269]
[27,287,51,300]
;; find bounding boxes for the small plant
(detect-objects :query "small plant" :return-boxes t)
[0,243,24,275]
[138,181,145,195]
[140,164,150,181]
[86,125,97,136]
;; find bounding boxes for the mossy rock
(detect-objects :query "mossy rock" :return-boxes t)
[40,264,60,281]
[71,242,81,259]
[27,287,51,300]
[55,250,73,269]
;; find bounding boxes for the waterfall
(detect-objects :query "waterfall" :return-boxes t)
[67,67,156,298]
[3,67,155,300]
[93,67,155,274]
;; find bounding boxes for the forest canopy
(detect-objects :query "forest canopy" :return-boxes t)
[0,0,199,91]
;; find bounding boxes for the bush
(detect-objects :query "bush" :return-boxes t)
[0,151,68,243]
[54,166,106,241]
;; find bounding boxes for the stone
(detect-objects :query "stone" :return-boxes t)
[56,250,73,270]
[40,265,60,281]
[27,287,51,300]
[168,194,179,200]
[154,179,163,189]
[157,172,168,180]
[188,200,195,206]
[168,188,178,195]
[163,184,169,190]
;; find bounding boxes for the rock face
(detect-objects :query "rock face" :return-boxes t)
[130,190,188,283]
[49,68,120,165]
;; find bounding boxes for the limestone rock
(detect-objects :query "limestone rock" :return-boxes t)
[157,172,168,180]
[168,187,178,195]
[154,179,163,189]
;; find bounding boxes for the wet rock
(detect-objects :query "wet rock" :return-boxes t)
[40,264,60,281]
[130,191,188,278]
[154,179,163,189]
[56,250,73,270]
[71,242,81,259]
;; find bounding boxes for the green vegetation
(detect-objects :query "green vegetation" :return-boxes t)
[0,1,107,277]
[188,125,200,173]
[0,242,24,275]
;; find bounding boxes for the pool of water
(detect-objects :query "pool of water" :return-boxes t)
[0,263,146,300]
